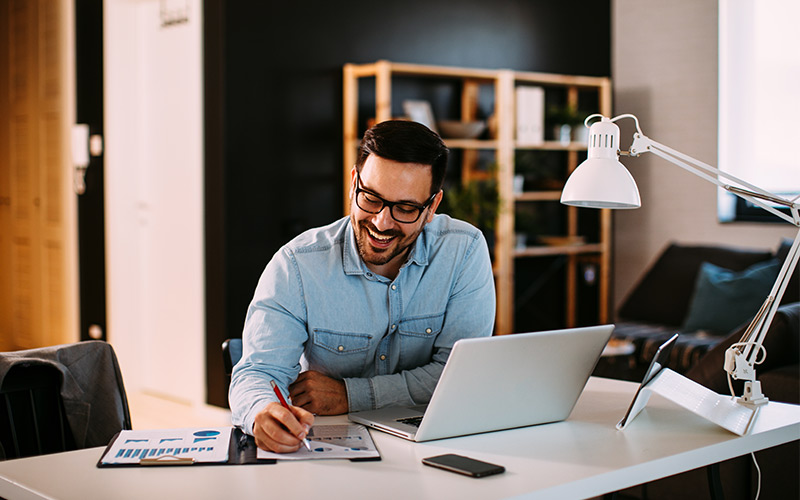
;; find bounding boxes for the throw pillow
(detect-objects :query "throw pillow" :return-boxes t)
[775,238,800,304]
[618,243,773,327]
[682,259,782,334]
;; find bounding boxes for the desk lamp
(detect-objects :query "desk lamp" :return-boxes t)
[561,113,800,408]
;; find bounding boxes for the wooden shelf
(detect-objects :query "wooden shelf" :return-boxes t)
[515,140,588,151]
[443,139,498,150]
[513,243,603,258]
[515,191,563,202]
[343,61,612,334]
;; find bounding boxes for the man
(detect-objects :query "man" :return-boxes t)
[229,120,495,453]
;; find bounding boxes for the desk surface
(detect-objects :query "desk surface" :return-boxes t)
[0,377,798,500]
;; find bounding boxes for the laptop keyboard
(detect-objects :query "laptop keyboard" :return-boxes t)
[396,416,423,427]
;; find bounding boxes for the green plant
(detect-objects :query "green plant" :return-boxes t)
[440,177,500,231]
[546,104,583,126]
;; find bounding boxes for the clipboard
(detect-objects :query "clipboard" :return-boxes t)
[97,427,275,467]
[97,424,381,467]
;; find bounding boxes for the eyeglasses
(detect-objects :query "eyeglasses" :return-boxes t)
[354,173,436,224]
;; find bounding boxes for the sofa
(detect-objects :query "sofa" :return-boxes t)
[594,238,799,383]
[595,238,799,500]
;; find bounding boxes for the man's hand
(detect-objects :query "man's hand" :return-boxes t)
[252,402,314,453]
[289,370,348,415]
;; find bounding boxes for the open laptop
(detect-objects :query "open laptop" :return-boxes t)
[348,324,614,442]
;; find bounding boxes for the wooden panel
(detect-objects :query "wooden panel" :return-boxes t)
[342,64,357,215]
[494,70,515,334]
[0,0,12,350]
[43,240,65,346]
[459,80,480,185]
[41,112,61,225]
[0,0,72,351]
[11,237,35,347]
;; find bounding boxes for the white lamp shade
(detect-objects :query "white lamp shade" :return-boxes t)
[560,115,641,209]
[560,157,641,208]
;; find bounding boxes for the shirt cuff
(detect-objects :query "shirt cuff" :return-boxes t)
[241,396,272,437]
[344,377,374,412]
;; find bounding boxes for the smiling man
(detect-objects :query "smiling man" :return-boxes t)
[229,120,496,453]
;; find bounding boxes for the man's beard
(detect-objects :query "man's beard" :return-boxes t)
[352,216,422,267]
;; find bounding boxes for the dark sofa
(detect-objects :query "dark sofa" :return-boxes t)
[594,238,799,382]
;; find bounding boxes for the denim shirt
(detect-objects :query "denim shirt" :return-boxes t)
[229,214,496,435]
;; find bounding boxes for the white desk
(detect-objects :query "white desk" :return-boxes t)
[0,377,798,500]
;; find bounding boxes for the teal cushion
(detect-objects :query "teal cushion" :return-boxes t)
[682,259,782,334]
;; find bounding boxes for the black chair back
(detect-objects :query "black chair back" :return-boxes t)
[0,363,76,459]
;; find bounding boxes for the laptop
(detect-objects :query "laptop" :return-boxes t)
[348,324,614,442]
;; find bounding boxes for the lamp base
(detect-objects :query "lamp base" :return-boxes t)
[739,380,769,406]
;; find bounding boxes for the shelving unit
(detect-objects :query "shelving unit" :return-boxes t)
[343,60,611,335]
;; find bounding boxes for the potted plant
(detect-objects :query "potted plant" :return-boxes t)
[546,104,583,144]
[440,178,500,232]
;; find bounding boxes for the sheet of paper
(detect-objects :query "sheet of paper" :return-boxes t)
[257,423,379,461]
[100,427,232,465]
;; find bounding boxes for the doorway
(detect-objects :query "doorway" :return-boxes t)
[74,0,107,343]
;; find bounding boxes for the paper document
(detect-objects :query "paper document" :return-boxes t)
[257,424,379,460]
[100,427,232,465]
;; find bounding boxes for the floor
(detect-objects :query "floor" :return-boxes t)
[126,391,232,430]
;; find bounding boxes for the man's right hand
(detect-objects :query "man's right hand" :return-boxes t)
[252,402,315,453]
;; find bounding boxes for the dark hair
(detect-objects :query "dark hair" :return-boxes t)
[355,120,449,196]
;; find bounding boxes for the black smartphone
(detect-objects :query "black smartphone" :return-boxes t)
[422,454,505,478]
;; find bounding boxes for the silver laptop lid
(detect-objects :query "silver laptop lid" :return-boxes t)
[414,324,614,441]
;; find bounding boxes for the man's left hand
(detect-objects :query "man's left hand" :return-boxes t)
[289,370,348,415]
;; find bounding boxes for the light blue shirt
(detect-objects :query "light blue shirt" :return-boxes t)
[229,214,496,434]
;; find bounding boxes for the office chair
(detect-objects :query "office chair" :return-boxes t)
[222,338,243,393]
[0,363,76,459]
[0,341,131,460]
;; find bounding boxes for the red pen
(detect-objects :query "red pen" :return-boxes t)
[270,379,312,451]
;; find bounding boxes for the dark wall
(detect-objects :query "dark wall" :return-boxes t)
[205,0,611,406]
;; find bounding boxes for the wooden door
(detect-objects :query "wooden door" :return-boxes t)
[0,0,78,351]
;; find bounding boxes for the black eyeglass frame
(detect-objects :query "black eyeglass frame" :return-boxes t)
[353,172,437,224]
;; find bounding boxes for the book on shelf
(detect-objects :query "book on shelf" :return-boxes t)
[515,86,544,146]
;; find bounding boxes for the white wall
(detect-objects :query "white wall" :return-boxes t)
[104,0,205,404]
[611,0,795,311]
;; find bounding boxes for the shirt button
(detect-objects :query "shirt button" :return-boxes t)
[391,284,396,290]
[366,272,373,278]
[380,354,386,361]
[338,345,344,351]
[426,328,432,334]
[391,324,396,330]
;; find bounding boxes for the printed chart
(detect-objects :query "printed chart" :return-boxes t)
[100,427,232,465]
[257,424,379,460]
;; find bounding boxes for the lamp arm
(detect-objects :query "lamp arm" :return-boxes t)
[740,230,800,356]
[629,134,799,225]
[626,130,800,403]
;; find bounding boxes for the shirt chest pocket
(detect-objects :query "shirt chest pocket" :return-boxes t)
[396,313,445,367]
[397,313,444,338]
[307,330,372,377]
